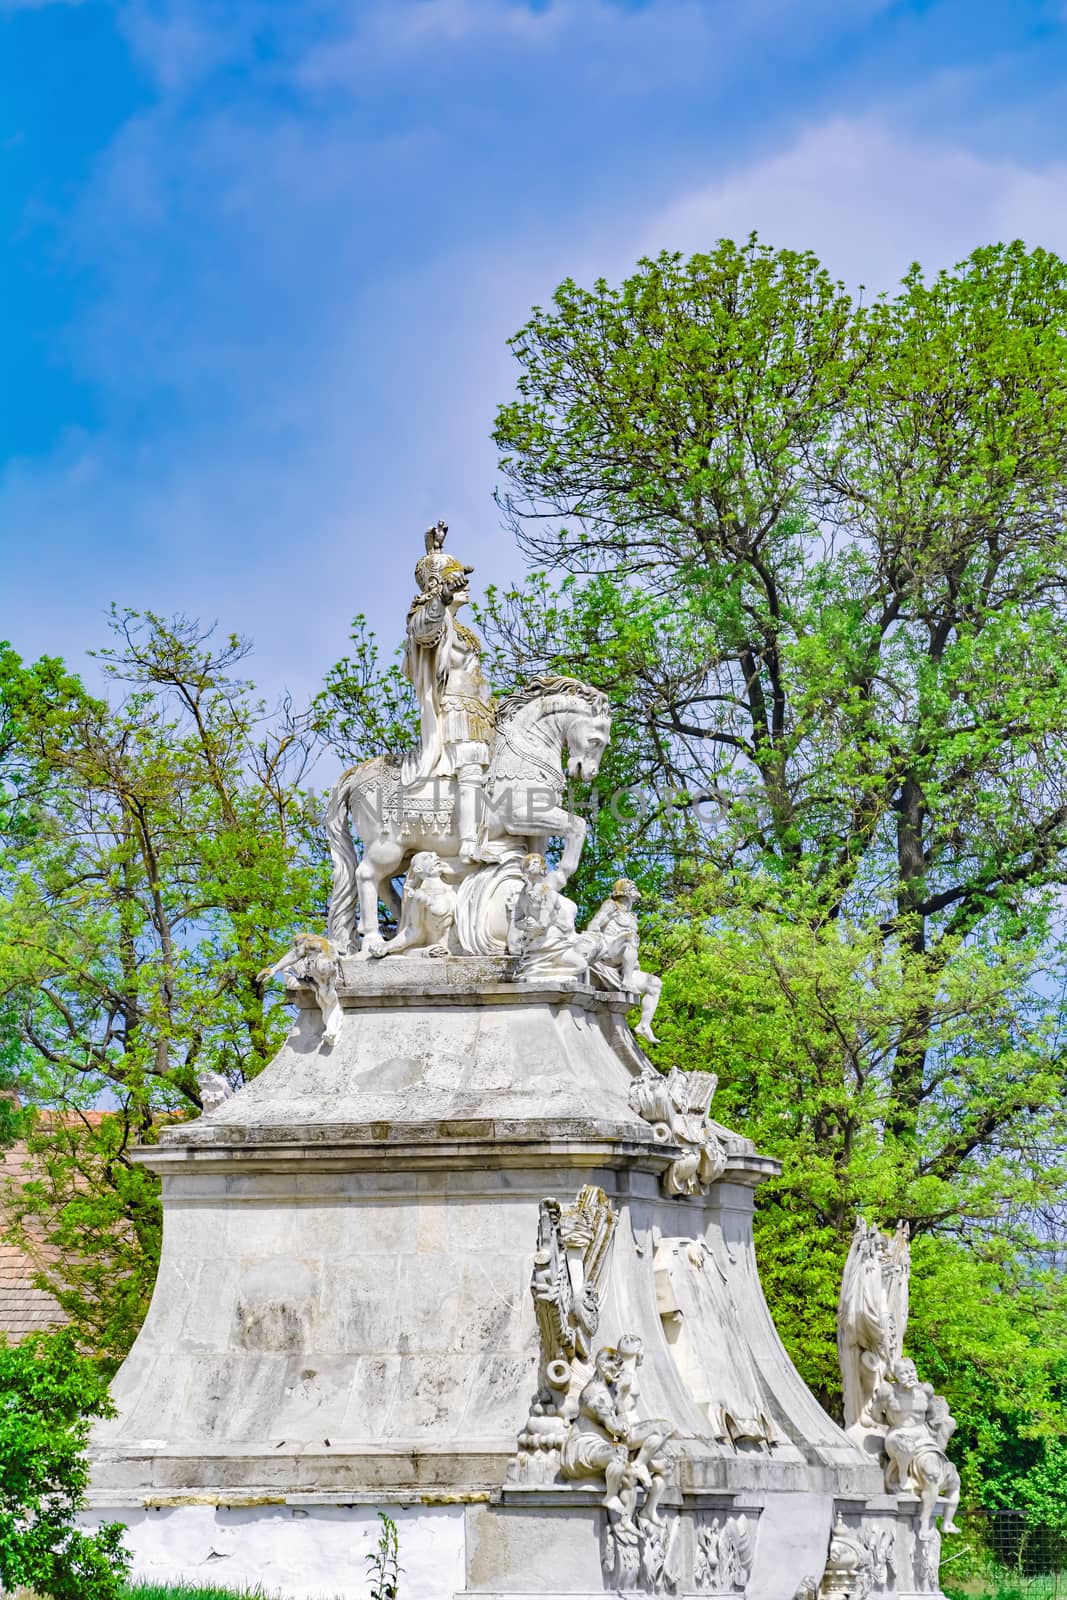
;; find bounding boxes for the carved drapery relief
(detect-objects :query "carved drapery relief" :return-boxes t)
[654,1237,779,1450]
[837,1219,910,1434]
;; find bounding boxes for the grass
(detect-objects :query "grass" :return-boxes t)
[124,1587,280,1599]
[944,1576,1067,1600]
[122,1588,348,1600]
[15,1588,312,1600]
[13,1589,283,1600]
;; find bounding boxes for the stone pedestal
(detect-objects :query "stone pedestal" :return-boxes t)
[87,958,940,1599]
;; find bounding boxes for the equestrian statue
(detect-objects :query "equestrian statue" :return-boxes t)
[325,522,612,957]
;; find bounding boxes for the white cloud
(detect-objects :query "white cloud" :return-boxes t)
[642,117,1067,292]
[4,12,1065,726]
[294,0,893,96]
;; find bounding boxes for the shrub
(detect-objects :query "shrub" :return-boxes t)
[0,1330,129,1599]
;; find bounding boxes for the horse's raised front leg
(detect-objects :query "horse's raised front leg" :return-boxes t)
[534,806,586,888]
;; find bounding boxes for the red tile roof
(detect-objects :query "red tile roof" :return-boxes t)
[0,1110,110,1341]
[0,1141,66,1338]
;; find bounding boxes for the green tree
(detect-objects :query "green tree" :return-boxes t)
[490,236,1067,1512]
[0,613,327,1359]
[0,1329,129,1598]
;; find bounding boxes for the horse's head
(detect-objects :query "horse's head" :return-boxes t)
[496,674,613,782]
[564,704,612,781]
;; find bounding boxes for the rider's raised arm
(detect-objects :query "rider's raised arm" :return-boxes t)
[407,591,449,649]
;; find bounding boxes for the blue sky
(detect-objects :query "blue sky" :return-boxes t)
[4,0,1067,710]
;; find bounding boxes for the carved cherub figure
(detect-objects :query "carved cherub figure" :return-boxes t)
[257,932,343,1045]
[560,1337,674,1533]
[560,1345,638,1522]
[506,852,595,979]
[614,1332,675,1526]
[585,878,662,1042]
[369,850,456,958]
[873,1358,961,1536]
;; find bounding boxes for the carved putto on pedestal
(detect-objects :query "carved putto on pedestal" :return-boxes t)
[511,1187,683,1593]
[586,878,663,1041]
[837,1220,960,1545]
[506,852,596,978]
[256,932,343,1045]
[874,1358,960,1535]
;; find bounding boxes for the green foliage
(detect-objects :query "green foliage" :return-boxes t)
[122,1587,277,1598]
[0,614,328,1359]
[366,1511,401,1600]
[490,236,1067,1517]
[313,616,417,762]
[0,1330,129,1599]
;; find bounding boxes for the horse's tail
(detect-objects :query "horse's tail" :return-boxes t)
[325,768,361,950]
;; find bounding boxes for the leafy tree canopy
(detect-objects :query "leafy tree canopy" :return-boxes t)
[488,236,1067,1516]
[0,613,328,1356]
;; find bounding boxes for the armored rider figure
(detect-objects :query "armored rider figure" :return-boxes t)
[401,521,496,862]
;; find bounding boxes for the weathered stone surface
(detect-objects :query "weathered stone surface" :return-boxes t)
[80,1501,465,1600]
[165,962,661,1146]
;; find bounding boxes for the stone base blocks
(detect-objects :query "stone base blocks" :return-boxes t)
[88,958,946,1599]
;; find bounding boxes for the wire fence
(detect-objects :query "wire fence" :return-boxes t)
[945,1511,1067,1598]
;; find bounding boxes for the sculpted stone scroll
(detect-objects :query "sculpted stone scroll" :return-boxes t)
[629,1065,728,1196]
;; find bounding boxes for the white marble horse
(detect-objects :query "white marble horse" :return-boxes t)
[325,675,611,954]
